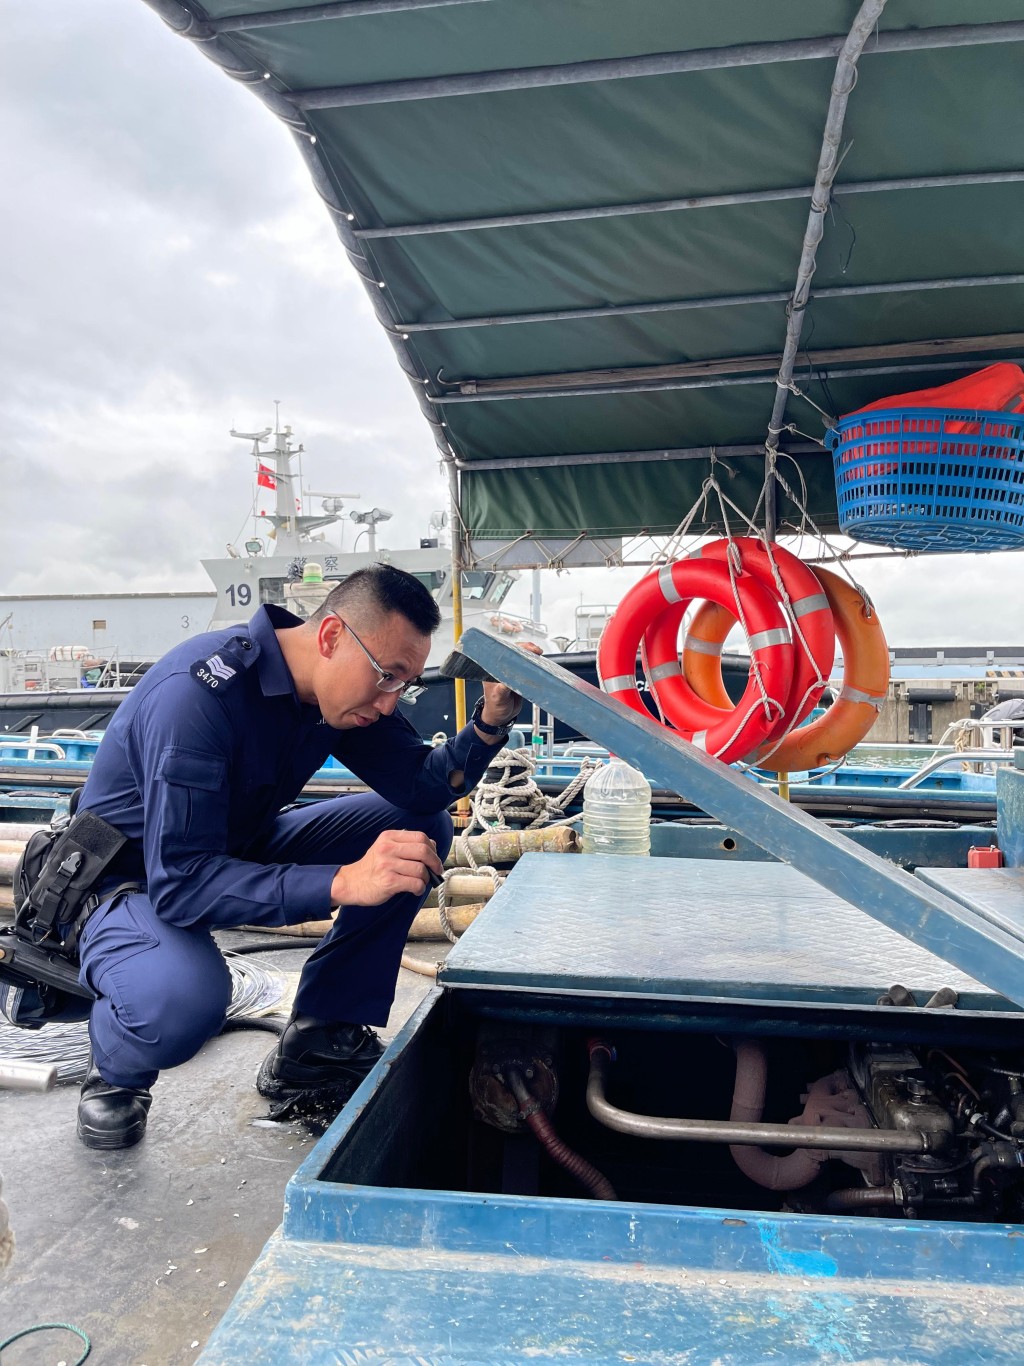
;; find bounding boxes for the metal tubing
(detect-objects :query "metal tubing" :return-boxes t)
[899,750,1010,791]
[0,1061,58,1092]
[393,273,1024,333]
[764,0,889,539]
[210,0,491,33]
[290,22,1024,110]
[429,356,1024,405]
[454,442,818,473]
[586,1048,928,1153]
[439,333,1024,400]
[355,170,1024,240]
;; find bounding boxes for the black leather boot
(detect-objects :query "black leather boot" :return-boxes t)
[77,1056,152,1150]
[256,1016,384,1120]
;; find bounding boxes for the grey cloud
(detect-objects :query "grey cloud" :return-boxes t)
[1,1,444,598]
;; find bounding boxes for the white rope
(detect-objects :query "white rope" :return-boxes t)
[435,748,597,942]
[461,747,597,835]
[768,461,874,608]
[713,489,775,724]
[707,694,786,761]
[739,530,830,768]
[466,529,533,566]
[436,862,501,944]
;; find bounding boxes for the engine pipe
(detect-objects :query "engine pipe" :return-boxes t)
[586,1042,932,1154]
[730,1041,827,1189]
[825,1186,901,1213]
[505,1066,617,1201]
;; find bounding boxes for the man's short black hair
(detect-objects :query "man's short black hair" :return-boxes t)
[312,563,441,636]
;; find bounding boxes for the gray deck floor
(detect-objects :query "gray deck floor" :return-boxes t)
[0,939,440,1365]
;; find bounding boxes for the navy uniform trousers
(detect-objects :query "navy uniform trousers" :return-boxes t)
[78,794,453,1090]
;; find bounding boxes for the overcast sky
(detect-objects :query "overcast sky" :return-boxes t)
[3,2,1022,652]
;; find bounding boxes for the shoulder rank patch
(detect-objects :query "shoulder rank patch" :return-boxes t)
[190,650,241,692]
[188,634,259,693]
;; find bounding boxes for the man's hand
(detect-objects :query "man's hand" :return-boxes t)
[330,830,444,907]
[477,641,544,731]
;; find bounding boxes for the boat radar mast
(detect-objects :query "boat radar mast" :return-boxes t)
[229,419,358,556]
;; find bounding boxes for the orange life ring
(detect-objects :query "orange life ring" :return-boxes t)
[682,565,888,772]
[598,559,794,764]
[759,566,888,771]
[683,538,836,741]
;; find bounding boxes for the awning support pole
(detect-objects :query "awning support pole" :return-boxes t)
[428,355,1024,407]
[210,0,491,33]
[355,170,1024,240]
[392,273,1024,334]
[764,0,889,540]
[431,333,1024,401]
[291,21,1024,110]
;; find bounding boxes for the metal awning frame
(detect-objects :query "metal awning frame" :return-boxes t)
[353,170,1024,240]
[288,19,1024,110]
[144,0,1024,569]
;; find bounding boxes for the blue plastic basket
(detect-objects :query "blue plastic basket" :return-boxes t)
[827,407,1024,551]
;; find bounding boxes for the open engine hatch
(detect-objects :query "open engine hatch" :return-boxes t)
[201,856,1024,1363]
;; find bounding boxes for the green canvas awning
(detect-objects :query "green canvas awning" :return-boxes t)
[143,0,1024,559]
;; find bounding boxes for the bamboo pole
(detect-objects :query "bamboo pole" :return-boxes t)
[444,826,577,866]
[408,901,484,939]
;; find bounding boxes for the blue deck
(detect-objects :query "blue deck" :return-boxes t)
[201,1219,1024,1364]
[440,855,998,1009]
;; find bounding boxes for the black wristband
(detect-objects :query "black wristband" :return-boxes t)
[471,694,521,736]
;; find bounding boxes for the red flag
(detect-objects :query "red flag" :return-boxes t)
[257,463,276,490]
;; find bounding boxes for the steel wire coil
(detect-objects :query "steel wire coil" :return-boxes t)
[0,954,287,1083]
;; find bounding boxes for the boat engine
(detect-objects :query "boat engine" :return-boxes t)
[467,1017,1024,1224]
[835,1041,1024,1220]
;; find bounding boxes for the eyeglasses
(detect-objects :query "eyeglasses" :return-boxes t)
[332,614,423,696]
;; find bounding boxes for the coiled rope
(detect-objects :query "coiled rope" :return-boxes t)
[0,1322,91,1363]
[434,747,596,943]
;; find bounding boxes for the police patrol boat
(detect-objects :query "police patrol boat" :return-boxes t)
[204,417,547,666]
[0,416,549,738]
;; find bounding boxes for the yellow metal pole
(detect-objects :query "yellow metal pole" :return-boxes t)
[452,570,467,731]
[448,467,471,822]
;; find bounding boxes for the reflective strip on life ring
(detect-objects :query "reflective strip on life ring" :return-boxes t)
[751,565,889,772]
[598,559,794,765]
[684,538,836,740]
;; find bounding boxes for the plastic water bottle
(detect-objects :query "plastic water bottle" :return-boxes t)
[581,757,652,856]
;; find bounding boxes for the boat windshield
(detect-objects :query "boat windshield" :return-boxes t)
[463,571,514,604]
[412,570,447,597]
[259,577,286,607]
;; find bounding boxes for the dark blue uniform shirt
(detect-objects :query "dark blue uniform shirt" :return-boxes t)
[81,605,496,930]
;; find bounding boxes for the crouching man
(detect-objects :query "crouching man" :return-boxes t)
[74,564,522,1149]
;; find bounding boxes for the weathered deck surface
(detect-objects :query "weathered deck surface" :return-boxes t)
[0,938,438,1364]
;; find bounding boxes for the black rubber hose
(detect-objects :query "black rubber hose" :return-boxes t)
[218,1017,284,1036]
[825,1186,900,1213]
